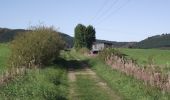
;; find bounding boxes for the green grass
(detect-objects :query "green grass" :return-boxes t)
[0,43,68,99]
[119,48,170,65]
[73,75,117,100]
[70,51,170,100]
[0,43,10,74]
[0,65,68,100]
[88,58,170,100]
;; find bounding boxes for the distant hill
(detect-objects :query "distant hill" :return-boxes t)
[133,33,170,49]
[0,28,74,47]
[0,27,136,48]
[0,28,26,42]
[59,32,74,48]
[96,39,136,48]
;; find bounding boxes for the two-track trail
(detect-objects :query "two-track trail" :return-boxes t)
[68,57,122,100]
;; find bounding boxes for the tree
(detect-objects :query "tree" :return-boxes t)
[86,25,96,49]
[74,24,96,50]
[74,24,86,49]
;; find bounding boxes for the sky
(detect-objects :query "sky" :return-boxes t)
[0,0,170,42]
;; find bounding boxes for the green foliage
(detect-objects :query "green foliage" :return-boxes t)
[78,47,90,54]
[9,26,65,68]
[74,24,96,50]
[86,25,96,49]
[0,65,68,100]
[74,24,86,49]
[98,48,126,61]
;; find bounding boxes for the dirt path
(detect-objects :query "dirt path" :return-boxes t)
[68,61,122,100]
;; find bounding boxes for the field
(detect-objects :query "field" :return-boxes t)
[0,43,10,74]
[119,48,170,65]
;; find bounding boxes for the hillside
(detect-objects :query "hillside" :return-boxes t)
[96,39,136,48]
[0,28,136,48]
[0,28,74,47]
[0,28,26,42]
[133,33,170,49]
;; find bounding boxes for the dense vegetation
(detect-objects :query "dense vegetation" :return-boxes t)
[133,33,170,49]
[0,43,68,99]
[9,26,64,68]
[74,24,96,50]
[0,66,68,99]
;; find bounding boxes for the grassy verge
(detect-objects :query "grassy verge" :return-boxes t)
[70,51,170,100]
[88,58,170,100]
[0,43,68,99]
[0,65,68,100]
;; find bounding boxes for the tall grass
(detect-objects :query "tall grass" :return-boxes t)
[0,43,69,99]
[98,48,170,91]
[88,58,170,100]
[0,65,68,100]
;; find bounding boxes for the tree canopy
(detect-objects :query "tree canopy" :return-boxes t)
[74,24,96,50]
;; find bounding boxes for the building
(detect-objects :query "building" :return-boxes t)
[92,41,113,54]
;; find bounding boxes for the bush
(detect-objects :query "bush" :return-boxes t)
[78,47,90,54]
[9,26,65,68]
[98,48,126,61]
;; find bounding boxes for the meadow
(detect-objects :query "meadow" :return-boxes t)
[0,43,10,74]
[119,48,170,65]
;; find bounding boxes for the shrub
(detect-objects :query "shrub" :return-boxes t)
[78,47,90,54]
[98,48,126,61]
[9,26,65,68]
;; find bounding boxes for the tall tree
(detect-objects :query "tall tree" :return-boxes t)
[86,25,96,49]
[74,24,96,50]
[74,24,86,49]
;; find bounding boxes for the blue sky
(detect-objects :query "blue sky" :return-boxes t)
[0,0,170,42]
